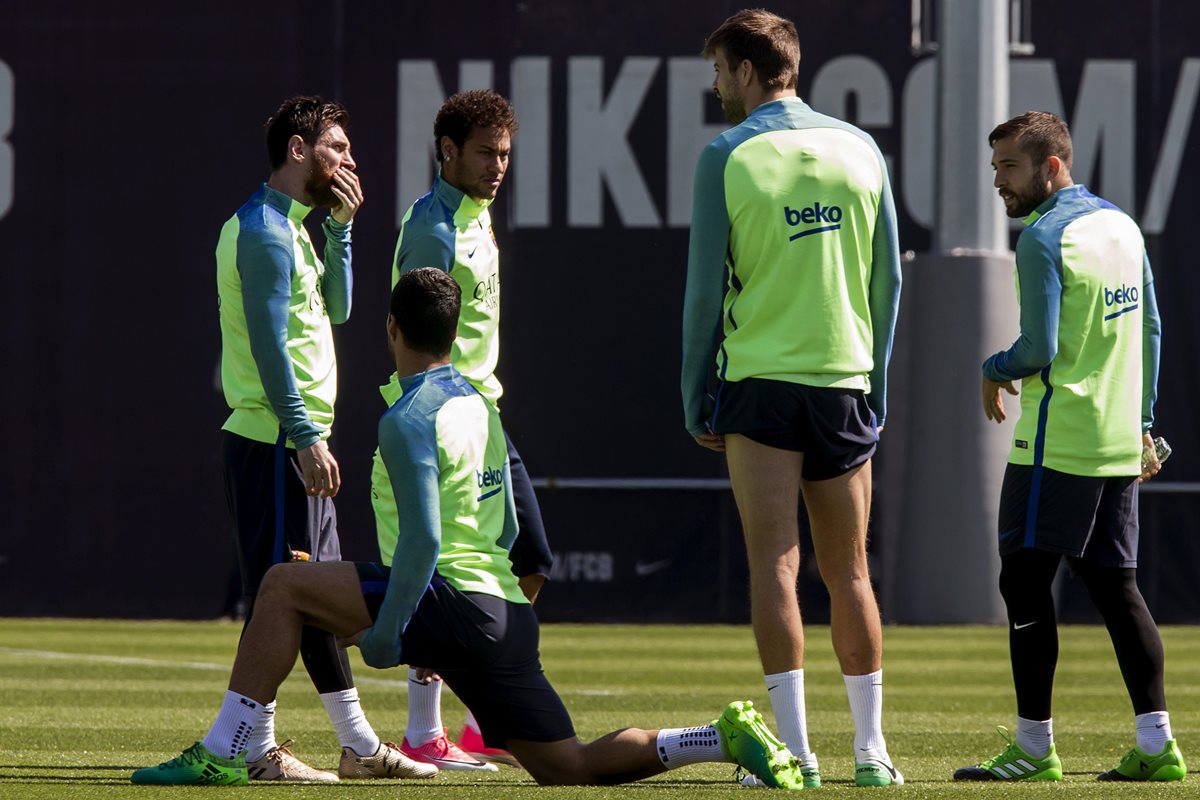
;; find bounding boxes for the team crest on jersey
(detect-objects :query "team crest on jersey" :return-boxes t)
[488,223,498,249]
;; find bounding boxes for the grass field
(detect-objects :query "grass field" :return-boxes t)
[0,619,1196,799]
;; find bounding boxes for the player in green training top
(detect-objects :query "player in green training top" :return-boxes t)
[955,112,1185,784]
[132,268,807,791]
[214,96,423,782]
[681,9,902,788]
[371,90,553,771]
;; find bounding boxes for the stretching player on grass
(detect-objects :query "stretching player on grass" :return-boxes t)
[132,268,806,789]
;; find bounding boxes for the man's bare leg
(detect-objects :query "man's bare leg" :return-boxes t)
[724,434,806,674]
[801,460,880,675]
[229,562,374,703]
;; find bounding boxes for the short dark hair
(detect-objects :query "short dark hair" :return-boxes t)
[265,95,349,170]
[703,9,800,92]
[390,268,461,356]
[433,90,517,162]
[988,111,1073,171]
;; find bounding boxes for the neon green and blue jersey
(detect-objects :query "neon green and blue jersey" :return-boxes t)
[216,183,352,448]
[681,97,901,437]
[392,173,502,402]
[359,363,523,669]
[982,184,1161,477]
[374,174,504,561]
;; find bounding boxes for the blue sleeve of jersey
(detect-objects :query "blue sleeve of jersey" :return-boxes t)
[358,411,441,669]
[983,230,1062,382]
[681,141,730,437]
[236,232,323,449]
[497,459,518,553]
[394,225,456,284]
[1141,251,1161,431]
[321,217,352,324]
[866,171,902,427]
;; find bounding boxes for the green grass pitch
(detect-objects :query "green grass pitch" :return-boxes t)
[0,619,1196,798]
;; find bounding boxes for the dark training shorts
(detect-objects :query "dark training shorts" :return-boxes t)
[710,378,878,481]
[998,463,1139,568]
[356,563,576,748]
[222,431,340,597]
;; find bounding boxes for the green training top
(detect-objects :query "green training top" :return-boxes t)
[681,97,901,437]
[359,363,523,669]
[374,173,503,563]
[393,173,502,401]
[982,185,1162,477]
[216,183,352,448]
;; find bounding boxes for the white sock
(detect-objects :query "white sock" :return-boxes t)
[1136,711,1171,754]
[844,671,889,760]
[202,691,264,760]
[765,669,811,759]
[405,671,444,746]
[464,709,481,734]
[1016,716,1053,759]
[320,688,380,757]
[656,725,728,769]
[243,700,276,762]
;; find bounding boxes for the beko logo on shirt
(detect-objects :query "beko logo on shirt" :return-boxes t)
[784,202,843,241]
[477,465,505,500]
[1103,283,1139,320]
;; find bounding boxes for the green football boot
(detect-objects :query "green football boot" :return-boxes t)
[954,726,1062,781]
[737,752,820,789]
[714,700,805,790]
[1097,739,1187,782]
[131,741,248,785]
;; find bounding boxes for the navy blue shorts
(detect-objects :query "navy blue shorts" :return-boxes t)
[710,378,878,480]
[222,431,340,597]
[356,564,575,748]
[998,463,1139,568]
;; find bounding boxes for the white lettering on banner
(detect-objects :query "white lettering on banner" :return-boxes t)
[395,56,1195,234]
[567,56,661,227]
[549,551,614,583]
[0,60,12,220]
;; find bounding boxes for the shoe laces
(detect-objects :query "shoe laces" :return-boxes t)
[979,727,1023,768]
[163,744,205,769]
[267,739,298,763]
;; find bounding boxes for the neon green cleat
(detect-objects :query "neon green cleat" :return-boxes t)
[1097,739,1187,782]
[714,700,804,790]
[131,741,248,785]
[738,752,820,789]
[954,727,1062,781]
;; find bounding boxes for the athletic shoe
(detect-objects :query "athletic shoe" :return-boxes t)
[130,741,247,785]
[713,700,804,790]
[339,740,439,779]
[954,726,1062,781]
[458,724,523,769]
[247,740,338,782]
[1097,739,1187,782]
[855,755,904,786]
[400,730,499,772]
[738,752,820,789]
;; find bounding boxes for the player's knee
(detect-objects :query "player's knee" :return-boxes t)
[258,563,304,603]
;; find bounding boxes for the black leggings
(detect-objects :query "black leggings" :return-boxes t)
[998,549,1165,720]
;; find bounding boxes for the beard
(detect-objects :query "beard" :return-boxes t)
[1003,172,1052,218]
[305,162,338,208]
[720,90,746,124]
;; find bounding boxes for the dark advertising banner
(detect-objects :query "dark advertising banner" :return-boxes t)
[1,1,1197,620]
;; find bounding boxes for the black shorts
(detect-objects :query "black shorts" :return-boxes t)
[222,431,340,596]
[356,564,575,748]
[710,378,878,481]
[998,463,1139,567]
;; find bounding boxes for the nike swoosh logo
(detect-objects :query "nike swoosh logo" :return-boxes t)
[634,559,672,576]
[1156,723,1168,728]
[1013,621,1038,630]
[467,247,478,258]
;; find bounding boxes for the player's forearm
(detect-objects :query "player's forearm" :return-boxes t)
[321,217,353,324]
